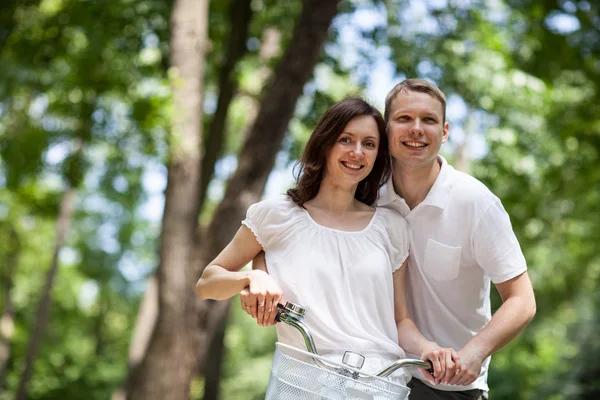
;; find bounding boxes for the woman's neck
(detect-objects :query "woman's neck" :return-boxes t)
[307,179,360,213]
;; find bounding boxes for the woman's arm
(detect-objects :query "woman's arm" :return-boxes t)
[393,261,459,385]
[196,225,281,305]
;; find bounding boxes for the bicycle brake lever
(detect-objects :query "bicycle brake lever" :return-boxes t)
[425,360,434,374]
[274,303,286,323]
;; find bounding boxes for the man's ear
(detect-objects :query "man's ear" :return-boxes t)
[442,121,450,143]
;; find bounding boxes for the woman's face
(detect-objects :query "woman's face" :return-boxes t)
[323,115,380,188]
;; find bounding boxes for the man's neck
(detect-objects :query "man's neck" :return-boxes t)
[392,158,442,210]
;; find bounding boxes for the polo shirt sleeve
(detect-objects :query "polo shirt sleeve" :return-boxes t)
[473,199,527,284]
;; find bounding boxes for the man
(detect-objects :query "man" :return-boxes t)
[241,79,536,400]
[378,79,536,399]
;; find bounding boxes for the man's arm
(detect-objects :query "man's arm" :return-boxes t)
[393,262,460,385]
[449,271,536,385]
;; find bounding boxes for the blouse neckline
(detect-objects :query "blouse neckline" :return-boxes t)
[299,205,379,234]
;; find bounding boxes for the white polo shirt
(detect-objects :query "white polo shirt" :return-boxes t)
[378,156,527,392]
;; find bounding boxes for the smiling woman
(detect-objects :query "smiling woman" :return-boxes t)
[287,97,390,207]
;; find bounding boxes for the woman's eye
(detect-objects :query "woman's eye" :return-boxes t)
[340,137,351,143]
[365,141,376,148]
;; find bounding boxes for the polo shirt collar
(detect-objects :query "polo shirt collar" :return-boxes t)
[421,156,454,209]
[378,175,397,207]
[378,156,454,210]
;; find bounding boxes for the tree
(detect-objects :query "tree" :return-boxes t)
[15,187,77,400]
[127,0,210,399]
[0,224,19,390]
[199,0,253,212]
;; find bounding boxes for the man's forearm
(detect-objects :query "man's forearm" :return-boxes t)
[396,318,436,357]
[252,250,268,273]
[463,291,536,360]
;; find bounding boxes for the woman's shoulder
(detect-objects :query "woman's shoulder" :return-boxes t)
[246,195,301,223]
[252,194,297,211]
[244,195,305,249]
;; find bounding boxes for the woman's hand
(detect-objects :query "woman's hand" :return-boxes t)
[239,270,283,326]
[419,342,461,385]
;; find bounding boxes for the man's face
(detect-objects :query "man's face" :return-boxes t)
[387,90,449,169]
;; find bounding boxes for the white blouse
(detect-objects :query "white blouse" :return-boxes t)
[243,195,411,379]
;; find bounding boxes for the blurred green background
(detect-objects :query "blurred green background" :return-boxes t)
[0,0,599,399]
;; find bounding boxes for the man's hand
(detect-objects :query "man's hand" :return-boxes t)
[447,346,483,386]
[239,270,282,326]
[420,342,460,385]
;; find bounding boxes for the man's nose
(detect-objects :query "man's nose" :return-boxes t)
[410,119,424,134]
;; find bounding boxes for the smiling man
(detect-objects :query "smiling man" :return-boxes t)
[379,79,536,400]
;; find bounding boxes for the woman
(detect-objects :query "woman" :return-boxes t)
[196,98,457,386]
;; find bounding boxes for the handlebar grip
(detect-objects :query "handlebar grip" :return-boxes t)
[425,360,434,374]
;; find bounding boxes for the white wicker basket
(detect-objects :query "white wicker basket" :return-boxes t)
[265,342,411,400]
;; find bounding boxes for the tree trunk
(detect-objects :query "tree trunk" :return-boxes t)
[201,301,230,400]
[198,0,253,212]
[119,10,280,399]
[0,0,19,56]
[234,27,281,145]
[194,0,341,391]
[127,0,210,399]
[0,225,19,391]
[111,276,158,400]
[15,187,77,400]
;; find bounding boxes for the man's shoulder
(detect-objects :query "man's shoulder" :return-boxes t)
[449,169,500,206]
[377,206,407,224]
[374,207,410,242]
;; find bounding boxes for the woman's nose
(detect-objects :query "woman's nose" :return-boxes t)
[349,144,364,158]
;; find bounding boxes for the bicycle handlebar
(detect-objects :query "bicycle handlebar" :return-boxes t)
[275,302,434,380]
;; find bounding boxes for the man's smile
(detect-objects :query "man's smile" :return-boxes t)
[403,141,428,148]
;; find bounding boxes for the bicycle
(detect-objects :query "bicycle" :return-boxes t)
[265,302,434,400]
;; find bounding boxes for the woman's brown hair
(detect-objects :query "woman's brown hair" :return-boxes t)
[287,97,390,206]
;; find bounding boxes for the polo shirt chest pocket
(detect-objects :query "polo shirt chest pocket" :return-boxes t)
[423,239,462,281]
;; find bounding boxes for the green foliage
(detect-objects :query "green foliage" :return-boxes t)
[1,0,599,399]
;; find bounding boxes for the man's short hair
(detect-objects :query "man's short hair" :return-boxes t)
[384,79,447,122]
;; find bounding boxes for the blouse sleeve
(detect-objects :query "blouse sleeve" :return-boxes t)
[242,202,267,250]
[382,209,410,272]
[241,196,295,251]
